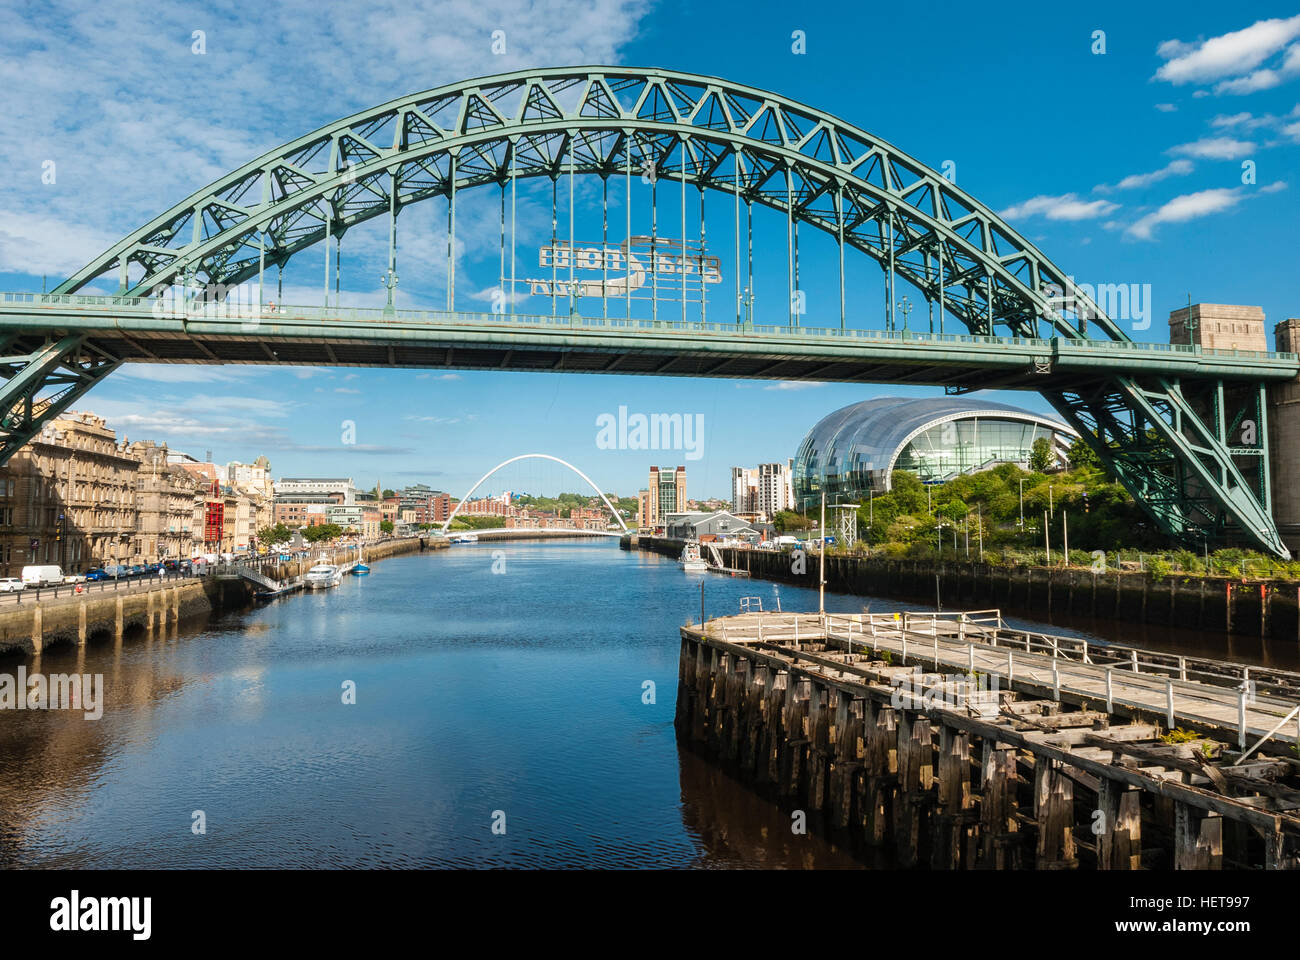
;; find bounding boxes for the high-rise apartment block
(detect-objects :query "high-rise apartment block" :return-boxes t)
[644,466,686,528]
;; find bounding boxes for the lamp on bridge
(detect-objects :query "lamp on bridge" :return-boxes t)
[380,269,399,315]
[895,296,912,335]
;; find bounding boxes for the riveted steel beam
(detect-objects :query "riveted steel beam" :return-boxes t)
[0,336,122,463]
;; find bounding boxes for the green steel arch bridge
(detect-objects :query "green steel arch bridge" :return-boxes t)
[0,67,1294,556]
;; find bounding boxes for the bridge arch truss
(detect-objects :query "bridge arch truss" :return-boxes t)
[441,453,629,534]
[0,67,1280,556]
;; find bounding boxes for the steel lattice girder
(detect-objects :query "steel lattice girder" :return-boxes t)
[1045,375,1282,555]
[0,337,122,462]
[51,66,1125,340]
[39,66,1291,557]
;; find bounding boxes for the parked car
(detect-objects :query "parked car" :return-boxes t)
[85,568,110,581]
[162,559,179,571]
[0,577,25,592]
[62,573,86,584]
[129,565,145,577]
[21,565,64,586]
[102,564,128,579]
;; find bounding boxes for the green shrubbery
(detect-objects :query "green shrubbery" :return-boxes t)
[792,460,1300,581]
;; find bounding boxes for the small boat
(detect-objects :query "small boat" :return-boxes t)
[304,563,342,589]
[680,541,709,572]
[352,563,370,576]
[450,533,479,544]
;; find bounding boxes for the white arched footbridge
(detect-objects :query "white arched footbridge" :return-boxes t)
[441,454,630,534]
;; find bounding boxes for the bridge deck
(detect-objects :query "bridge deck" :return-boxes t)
[2,294,1294,389]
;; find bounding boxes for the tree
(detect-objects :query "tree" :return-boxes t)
[773,510,812,533]
[380,520,394,534]
[1067,435,1101,471]
[302,523,343,544]
[1028,436,1054,473]
[257,523,292,546]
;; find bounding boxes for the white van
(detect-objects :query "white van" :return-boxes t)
[22,565,65,586]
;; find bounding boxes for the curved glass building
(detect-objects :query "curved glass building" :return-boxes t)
[792,396,1077,510]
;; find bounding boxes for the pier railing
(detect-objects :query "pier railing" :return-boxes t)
[810,611,1300,750]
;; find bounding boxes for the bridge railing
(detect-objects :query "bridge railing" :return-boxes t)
[2,291,1293,363]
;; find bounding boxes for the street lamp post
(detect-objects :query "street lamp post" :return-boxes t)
[1018,478,1026,530]
[380,268,399,314]
[896,296,912,334]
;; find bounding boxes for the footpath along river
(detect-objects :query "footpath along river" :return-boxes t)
[0,538,1268,869]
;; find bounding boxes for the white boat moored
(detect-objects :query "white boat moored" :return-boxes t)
[304,563,342,589]
[680,541,709,573]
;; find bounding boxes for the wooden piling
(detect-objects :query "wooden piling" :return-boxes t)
[675,612,1300,869]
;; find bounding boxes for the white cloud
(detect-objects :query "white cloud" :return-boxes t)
[1154,102,1178,112]
[0,0,652,284]
[1220,44,1300,93]
[115,364,255,384]
[1168,136,1255,159]
[1156,39,1197,61]
[1211,108,1300,141]
[1154,16,1300,86]
[0,210,120,277]
[1125,188,1244,240]
[1000,194,1119,221]
[1096,159,1193,193]
[1214,69,1284,95]
[762,381,825,392]
[1212,111,1261,129]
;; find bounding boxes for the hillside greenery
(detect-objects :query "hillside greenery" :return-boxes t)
[788,451,1300,579]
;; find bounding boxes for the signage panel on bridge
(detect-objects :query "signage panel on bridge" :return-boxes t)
[526,238,720,302]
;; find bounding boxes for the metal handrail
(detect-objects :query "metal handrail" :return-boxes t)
[823,612,1300,702]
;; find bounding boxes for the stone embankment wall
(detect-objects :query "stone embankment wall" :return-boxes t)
[0,536,447,658]
[625,535,1300,642]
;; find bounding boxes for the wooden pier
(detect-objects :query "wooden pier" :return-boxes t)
[676,609,1300,869]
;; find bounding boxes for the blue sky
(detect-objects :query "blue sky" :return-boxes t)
[1,0,1298,499]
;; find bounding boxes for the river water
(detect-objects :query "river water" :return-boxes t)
[0,539,1279,869]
